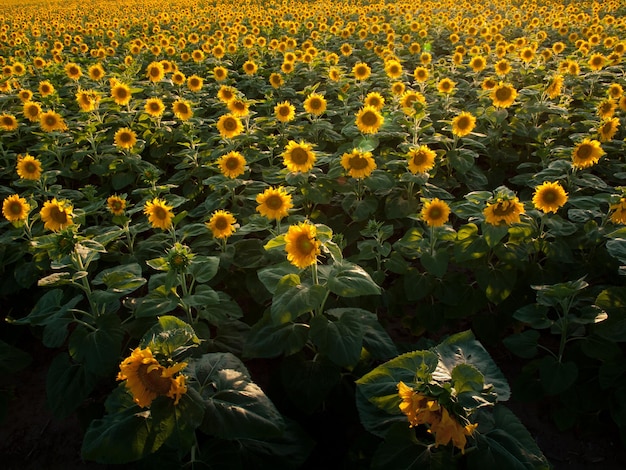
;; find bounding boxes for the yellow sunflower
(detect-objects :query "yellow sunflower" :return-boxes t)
[111,82,132,106]
[76,90,100,112]
[328,66,341,82]
[283,140,316,173]
[451,111,476,137]
[243,60,258,76]
[187,74,203,92]
[598,117,620,142]
[217,85,237,103]
[610,198,626,224]
[588,53,606,71]
[216,151,246,179]
[144,97,165,117]
[407,145,437,174]
[353,62,371,80]
[144,198,174,230]
[269,72,284,89]
[206,210,237,239]
[384,59,403,79]
[40,198,74,231]
[22,101,42,122]
[491,83,517,108]
[216,114,244,139]
[0,113,18,131]
[546,75,564,99]
[532,182,568,213]
[275,101,296,123]
[481,78,497,91]
[107,195,126,216]
[364,92,385,111]
[18,89,33,102]
[213,66,228,82]
[303,93,327,116]
[400,90,426,116]
[607,83,623,100]
[256,186,293,221]
[284,222,321,269]
[597,99,616,119]
[64,62,82,80]
[117,347,187,408]
[171,71,186,85]
[39,110,67,132]
[114,127,137,149]
[227,98,249,118]
[88,63,105,81]
[145,61,165,82]
[420,198,451,227]
[413,66,429,83]
[437,78,455,94]
[391,81,406,96]
[172,99,193,121]
[2,194,30,223]
[483,197,525,226]
[571,139,604,169]
[494,59,511,77]
[341,148,377,179]
[16,154,42,180]
[355,106,384,134]
[38,80,55,97]
[469,55,487,72]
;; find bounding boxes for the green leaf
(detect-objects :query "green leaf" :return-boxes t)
[309,312,364,367]
[451,363,485,394]
[91,263,146,294]
[46,353,96,420]
[150,389,205,454]
[481,222,509,248]
[257,263,300,294]
[271,274,327,324]
[326,260,381,297]
[243,311,309,359]
[503,330,540,359]
[263,233,286,251]
[0,340,31,374]
[184,284,220,308]
[68,314,123,377]
[188,255,220,283]
[140,315,199,359]
[420,249,448,278]
[512,304,552,329]
[476,264,517,304]
[606,238,626,264]
[539,357,578,396]
[134,290,179,318]
[199,291,243,324]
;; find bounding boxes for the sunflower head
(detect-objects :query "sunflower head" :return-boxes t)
[40,198,74,231]
[451,112,476,137]
[532,181,568,213]
[217,113,244,139]
[16,154,42,180]
[304,93,327,116]
[187,74,203,92]
[114,127,137,150]
[2,194,31,225]
[283,140,316,173]
[491,83,517,108]
[610,197,626,224]
[206,210,237,239]
[166,242,195,273]
[145,97,165,117]
[572,139,604,169]
[144,198,174,230]
[107,195,127,216]
[352,62,371,80]
[341,148,377,179]
[355,106,384,134]
[483,194,525,226]
[284,222,321,269]
[275,101,296,123]
[172,99,193,121]
[255,186,293,221]
[420,198,451,227]
[217,151,246,179]
[437,78,455,94]
[407,145,437,174]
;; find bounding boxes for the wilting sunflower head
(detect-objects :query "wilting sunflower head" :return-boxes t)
[217,151,247,179]
[206,210,237,239]
[283,140,316,173]
[400,90,426,116]
[255,186,293,221]
[166,242,195,272]
[483,195,525,226]
[546,75,564,99]
[609,197,626,225]
[532,181,568,213]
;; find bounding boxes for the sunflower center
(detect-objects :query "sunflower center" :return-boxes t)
[361,110,378,126]
[577,144,592,159]
[153,206,167,220]
[50,205,68,224]
[413,151,427,165]
[309,98,322,110]
[2,116,13,126]
[295,234,314,254]
[495,87,512,101]
[116,88,128,99]
[9,201,23,215]
[290,147,310,165]
[223,117,237,131]
[25,162,37,174]
[137,363,172,395]
[457,116,471,130]
[177,104,189,115]
[278,106,290,116]
[492,201,514,216]
[349,155,369,170]
[265,195,284,210]
[150,67,161,77]
[427,207,442,219]
[541,190,558,203]
[214,216,229,230]
[119,132,132,143]
[225,157,240,170]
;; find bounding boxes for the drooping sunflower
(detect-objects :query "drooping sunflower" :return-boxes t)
[213,66,228,82]
[407,145,437,174]
[39,110,67,132]
[40,198,74,231]
[16,154,42,180]
[546,75,564,99]
[187,74,203,92]
[144,97,165,117]
[469,55,487,72]
[107,195,126,216]
[217,151,246,179]
[483,197,525,226]
[610,198,626,224]
[255,186,293,221]
[22,101,42,122]
[420,198,451,227]
[216,113,244,139]
[451,111,476,137]
[64,62,82,80]
[491,82,517,108]
[413,66,429,83]
[353,62,371,81]
[437,78,455,94]
[111,82,132,106]
[114,127,137,150]
[206,210,237,239]
[275,101,296,123]
[341,148,377,179]
[532,181,568,213]
[364,92,385,111]
[284,222,321,269]
[571,139,604,169]
[597,99,617,119]
[598,117,620,142]
[355,106,384,134]
[38,80,55,97]
[303,93,327,116]
[227,98,249,118]
[217,85,237,103]
[400,90,426,116]
[117,347,187,408]
[172,99,193,121]
[2,194,30,223]
[283,140,316,173]
[0,113,18,131]
[144,198,174,230]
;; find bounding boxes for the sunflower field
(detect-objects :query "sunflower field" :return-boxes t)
[1,0,626,468]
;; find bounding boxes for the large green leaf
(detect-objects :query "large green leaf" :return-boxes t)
[420,249,449,278]
[151,389,205,453]
[309,311,364,367]
[326,260,381,297]
[189,255,220,283]
[271,274,327,324]
[0,340,31,374]
[538,356,578,396]
[139,315,199,359]
[503,330,540,359]
[257,263,300,294]
[243,311,309,359]
[475,264,517,305]
[68,313,123,376]
[91,263,146,294]
[46,353,96,420]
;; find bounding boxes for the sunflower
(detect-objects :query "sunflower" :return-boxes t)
[213,66,228,82]
[598,117,620,141]
[39,110,67,132]
[117,347,187,408]
[355,106,384,134]
[281,61,294,74]
[451,111,476,137]
[40,198,74,231]
[597,99,616,119]
[610,198,626,224]
[284,222,321,269]
[106,195,126,216]
[255,186,293,221]
[275,101,296,123]
[494,59,511,76]
[216,114,244,139]
[400,90,426,116]
[483,197,525,226]
[217,85,237,103]
[145,61,165,82]
[187,74,203,92]
[353,62,371,80]
[421,198,451,227]
[519,47,535,63]
[227,98,249,117]
[340,43,352,56]
[2,194,30,223]
[38,80,55,97]
[144,198,174,230]
[172,99,193,121]
[191,49,205,62]
[384,59,403,79]
[144,97,165,117]
[328,66,341,82]
[546,75,563,99]
[114,127,137,149]
[88,63,105,81]
[111,82,132,105]
[0,113,18,131]
[341,148,377,179]
[269,72,284,89]
[588,53,606,71]
[607,83,623,100]
[532,181,568,213]
[620,96,626,112]
[303,93,327,116]
[16,154,42,180]
[491,83,517,108]
[283,140,316,173]
[22,101,42,122]
[413,66,429,83]
[76,89,100,112]
[391,81,406,96]
[481,78,497,90]
[64,62,82,80]
[420,52,432,65]
[469,55,487,72]
[437,78,455,94]
[243,60,258,75]
[363,92,385,111]
[571,139,604,169]
[18,89,33,102]
[171,71,186,85]
[407,145,437,174]
[217,151,246,179]
[206,210,237,239]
